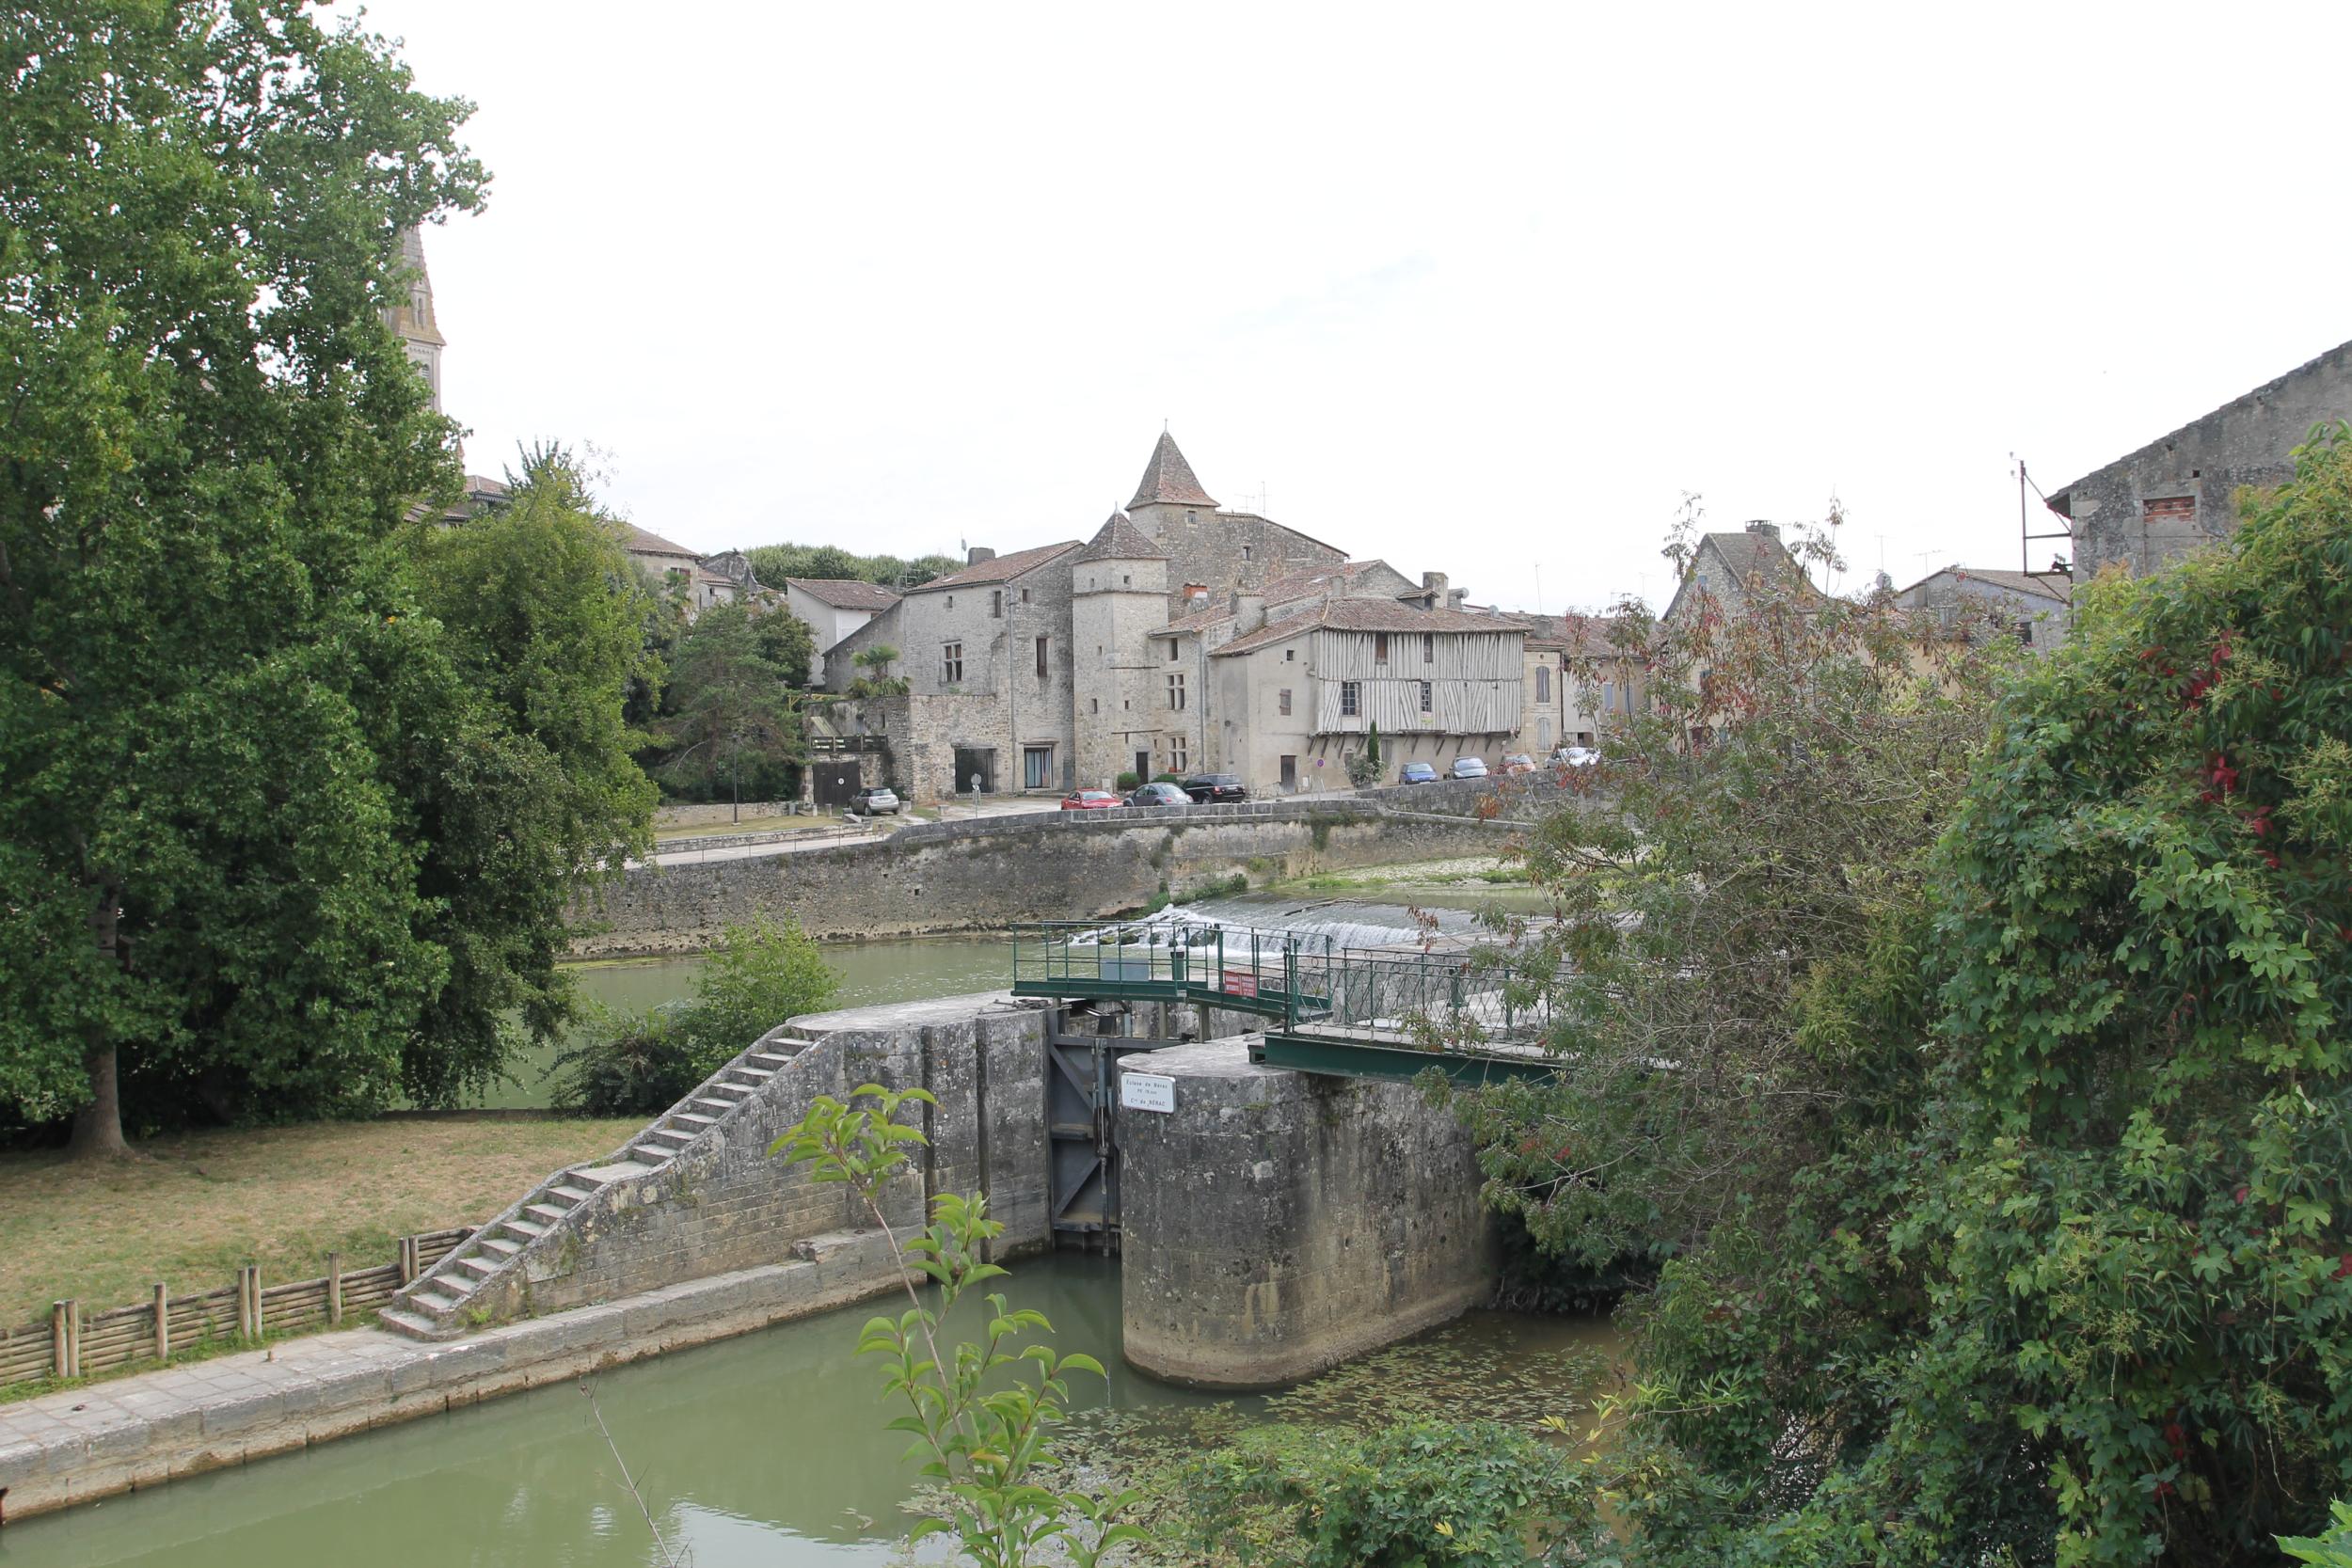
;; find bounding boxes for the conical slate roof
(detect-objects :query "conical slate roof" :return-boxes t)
[387,226,444,348]
[1074,511,1168,562]
[1127,431,1217,509]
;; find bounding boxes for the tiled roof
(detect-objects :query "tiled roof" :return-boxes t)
[1213,599,1526,658]
[787,577,902,611]
[1159,602,1232,636]
[908,540,1082,593]
[1258,559,1391,608]
[1128,432,1218,509]
[1934,567,2074,604]
[624,524,702,560]
[1074,512,1168,562]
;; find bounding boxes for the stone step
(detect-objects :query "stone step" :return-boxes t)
[693,1097,737,1113]
[455,1255,501,1277]
[503,1218,547,1238]
[645,1128,694,1146]
[574,1159,659,1182]
[731,1066,775,1081]
[549,1183,596,1203]
[674,1112,719,1127]
[481,1236,523,1257]
[378,1306,440,1339]
[749,1051,794,1067]
[411,1290,458,1314]
[524,1202,571,1224]
[631,1146,675,1164]
[710,1082,755,1097]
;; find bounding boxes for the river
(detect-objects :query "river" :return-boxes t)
[480,876,1550,1110]
[0,1255,1620,1566]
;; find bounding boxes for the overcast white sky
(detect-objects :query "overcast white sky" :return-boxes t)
[360,0,2352,614]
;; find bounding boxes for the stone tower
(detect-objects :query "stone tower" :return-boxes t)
[385,226,446,412]
[1071,512,1173,786]
[1123,430,1218,546]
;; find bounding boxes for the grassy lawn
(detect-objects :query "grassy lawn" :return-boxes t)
[0,1116,641,1329]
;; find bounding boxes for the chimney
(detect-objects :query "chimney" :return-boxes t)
[1184,582,1210,605]
[1234,591,1266,634]
[1422,571,1449,594]
[1743,520,1780,541]
[1445,587,1469,610]
[966,546,996,565]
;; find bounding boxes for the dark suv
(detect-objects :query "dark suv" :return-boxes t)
[1180,773,1248,804]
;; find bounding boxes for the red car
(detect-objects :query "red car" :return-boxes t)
[1060,789,1121,811]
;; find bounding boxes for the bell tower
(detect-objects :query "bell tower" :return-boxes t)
[385,226,446,413]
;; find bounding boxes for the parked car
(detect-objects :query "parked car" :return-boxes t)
[1060,789,1121,811]
[1180,773,1248,804]
[1397,761,1438,784]
[1125,781,1191,808]
[1448,756,1489,780]
[850,785,901,815]
[1554,746,1601,768]
[1499,753,1537,776]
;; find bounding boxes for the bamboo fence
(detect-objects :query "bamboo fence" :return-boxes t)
[0,1226,474,1393]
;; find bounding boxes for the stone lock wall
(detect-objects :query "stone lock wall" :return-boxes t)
[577,800,1521,955]
[1114,1039,1498,1388]
[507,994,1057,1322]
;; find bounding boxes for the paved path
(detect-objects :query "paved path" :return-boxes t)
[644,796,1067,867]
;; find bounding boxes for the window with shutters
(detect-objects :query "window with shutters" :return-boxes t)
[1168,673,1186,710]
[941,642,962,684]
[1535,665,1551,704]
[1341,681,1360,717]
[1278,689,1292,717]
[1035,636,1049,678]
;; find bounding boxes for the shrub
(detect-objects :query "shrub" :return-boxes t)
[551,919,835,1115]
[1115,770,1141,791]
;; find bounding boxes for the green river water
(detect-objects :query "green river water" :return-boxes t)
[1,1256,1619,1566]
[4,879,1613,1563]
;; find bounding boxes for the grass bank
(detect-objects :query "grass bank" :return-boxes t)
[0,1116,640,1330]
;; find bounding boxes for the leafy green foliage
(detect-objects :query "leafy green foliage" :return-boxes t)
[848,641,909,698]
[0,2,557,1146]
[1182,1418,1588,1567]
[552,919,834,1114]
[745,542,962,592]
[1565,435,2352,1565]
[652,599,805,804]
[771,1085,1146,1566]
[2281,1501,2352,1567]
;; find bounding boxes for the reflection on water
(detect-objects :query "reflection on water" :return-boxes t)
[0,1255,1619,1568]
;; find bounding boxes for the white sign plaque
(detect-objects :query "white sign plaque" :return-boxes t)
[1120,1072,1177,1114]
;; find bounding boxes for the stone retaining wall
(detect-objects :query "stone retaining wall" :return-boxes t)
[577,800,1519,955]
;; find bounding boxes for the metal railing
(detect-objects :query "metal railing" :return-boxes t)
[1010,920,1343,1020]
[1313,947,1555,1049]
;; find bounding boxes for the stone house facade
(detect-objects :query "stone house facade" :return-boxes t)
[821,431,1545,800]
[1893,566,2074,654]
[2049,338,2352,577]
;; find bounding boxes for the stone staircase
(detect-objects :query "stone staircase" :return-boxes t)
[379,1022,829,1340]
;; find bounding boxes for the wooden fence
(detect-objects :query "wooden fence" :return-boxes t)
[0,1226,475,1393]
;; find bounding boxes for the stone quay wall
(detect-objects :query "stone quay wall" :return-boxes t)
[576,797,1521,955]
[507,993,1060,1323]
[1115,1038,1498,1388]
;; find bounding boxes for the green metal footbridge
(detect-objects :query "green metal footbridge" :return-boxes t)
[1009,920,1561,1085]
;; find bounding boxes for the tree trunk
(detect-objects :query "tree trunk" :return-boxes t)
[69,1042,128,1160]
[70,884,130,1161]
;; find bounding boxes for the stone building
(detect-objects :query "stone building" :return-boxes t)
[1893,566,2074,654]
[822,431,1548,799]
[784,578,900,682]
[2048,338,2352,576]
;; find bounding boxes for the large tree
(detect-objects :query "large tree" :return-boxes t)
[656,598,806,812]
[0,3,501,1152]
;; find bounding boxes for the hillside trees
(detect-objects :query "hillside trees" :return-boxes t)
[746,541,961,592]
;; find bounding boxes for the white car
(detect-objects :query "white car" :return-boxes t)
[1555,747,1600,768]
[1447,756,1488,780]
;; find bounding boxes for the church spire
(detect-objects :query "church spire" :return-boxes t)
[385,226,445,413]
[1127,430,1217,510]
